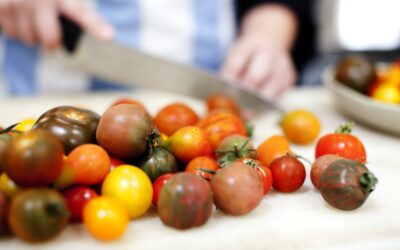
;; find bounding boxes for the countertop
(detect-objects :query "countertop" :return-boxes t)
[0,86,399,249]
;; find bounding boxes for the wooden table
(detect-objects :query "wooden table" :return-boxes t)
[1,87,399,249]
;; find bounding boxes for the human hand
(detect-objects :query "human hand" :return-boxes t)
[221,34,297,101]
[0,0,114,49]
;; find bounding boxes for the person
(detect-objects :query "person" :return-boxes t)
[0,0,312,99]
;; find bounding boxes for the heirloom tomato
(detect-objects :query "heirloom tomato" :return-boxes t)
[315,123,366,163]
[154,103,199,136]
[102,165,153,219]
[256,135,291,167]
[237,158,273,195]
[165,126,213,163]
[185,156,219,180]
[206,93,241,116]
[0,190,8,235]
[210,162,263,215]
[138,147,178,182]
[83,196,129,241]
[96,104,155,160]
[269,155,306,193]
[63,186,98,222]
[158,173,213,229]
[216,135,256,167]
[320,159,378,210]
[152,173,174,206]
[198,111,247,149]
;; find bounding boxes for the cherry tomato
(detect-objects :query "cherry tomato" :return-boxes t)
[269,155,306,193]
[237,158,273,195]
[185,156,219,180]
[102,165,153,219]
[154,103,200,136]
[110,98,146,110]
[256,135,291,167]
[315,123,366,163]
[280,109,321,145]
[83,196,129,241]
[198,111,247,149]
[310,154,341,190]
[63,186,98,222]
[206,94,241,116]
[109,157,125,172]
[152,173,174,207]
[370,83,400,104]
[14,118,36,132]
[66,144,111,185]
[0,173,21,199]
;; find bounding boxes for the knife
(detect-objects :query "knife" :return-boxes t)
[60,17,283,116]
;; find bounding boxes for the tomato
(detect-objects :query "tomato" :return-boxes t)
[198,111,247,150]
[63,186,98,222]
[210,162,263,215]
[109,157,125,172]
[237,158,273,195]
[8,188,69,242]
[256,135,291,167]
[14,118,36,132]
[206,94,241,116]
[63,144,110,186]
[370,82,400,104]
[83,196,129,241]
[5,130,64,187]
[269,155,306,193]
[310,154,341,190]
[320,159,378,210]
[154,103,200,136]
[110,98,146,109]
[165,126,213,163]
[96,104,155,160]
[0,133,13,174]
[0,190,9,235]
[216,135,256,167]
[138,147,178,182]
[33,106,100,154]
[185,156,219,180]
[102,165,153,219]
[315,123,366,163]
[280,109,321,145]
[0,173,22,199]
[152,173,174,207]
[158,173,213,229]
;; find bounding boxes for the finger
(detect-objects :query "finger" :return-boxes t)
[14,0,37,45]
[0,1,18,38]
[59,0,114,41]
[33,0,61,49]
[240,49,274,90]
[220,39,253,82]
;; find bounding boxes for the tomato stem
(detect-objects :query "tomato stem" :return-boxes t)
[335,122,354,134]
[359,171,378,194]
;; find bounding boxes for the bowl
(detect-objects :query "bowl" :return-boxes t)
[323,67,400,135]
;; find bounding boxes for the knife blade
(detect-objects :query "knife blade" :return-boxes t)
[60,17,283,116]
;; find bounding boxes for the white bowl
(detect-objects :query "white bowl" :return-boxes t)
[323,68,400,135]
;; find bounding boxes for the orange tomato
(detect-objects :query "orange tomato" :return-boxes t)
[185,156,219,180]
[198,111,247,149]
[280,109,321,145]
[256,135,291,167]
[83,196,129,241]
[154,103,200,136]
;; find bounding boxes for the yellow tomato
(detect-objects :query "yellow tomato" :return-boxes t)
[102,165,153,219]
[379,63,400,85]
[371,83,400,104]
[14,118,36,132]
[83,196,129,241]
[0,173,22,198]
[280,109,321,145]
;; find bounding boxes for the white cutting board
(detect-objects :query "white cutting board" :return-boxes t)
[0,87,399,250]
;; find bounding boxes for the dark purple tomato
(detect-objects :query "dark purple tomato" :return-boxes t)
[8,188,70,242]
[320,159,378,210]
[96,104,155,160]
[63,186,98,222]
[210,162,263,216]
[5,130,64,187]
[158,173,213,229]
[138,147,178,182]
[33,106,100,154]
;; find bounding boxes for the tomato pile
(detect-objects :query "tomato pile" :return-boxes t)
[335,55,400,105]
[0,94,378,243]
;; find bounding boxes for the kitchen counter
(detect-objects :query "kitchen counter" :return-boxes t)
[1,86,399,249]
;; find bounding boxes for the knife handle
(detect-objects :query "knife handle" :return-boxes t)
[60,16,82,53]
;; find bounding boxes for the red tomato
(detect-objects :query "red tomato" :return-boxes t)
[185,156,219,180]
[154,103,200,136]
[206,94,241,116]
[63,186,98,222]
[198,111,247,149]
[110,98,146,109]
[236,158,273,195]
[109,157,125,172]
[269,155,306,193]
[152,173,174,207]
[315,123,366,163]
